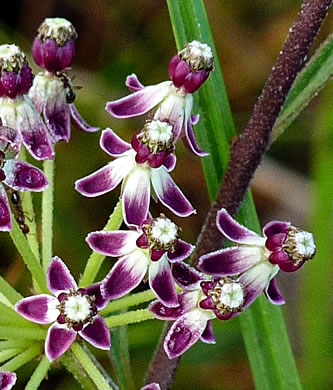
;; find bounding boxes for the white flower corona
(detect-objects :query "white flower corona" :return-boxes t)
[64,295,91,322]
[219,282,245,308]
[151,217,178,245]
[294,231,316,259]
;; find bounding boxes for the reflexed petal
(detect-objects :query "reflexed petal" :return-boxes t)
[199,246,262,276]
[106,82,171,118]
[101,249,149,300]
[216,209,265,245]
[164,309,213,359]
[239,263,278,309]
[45,322,76,361]
[263,220,290,238]
[200,320,216,344]
[0,186,12,231]
[86,230,140,257]
[84,283,108,310]
[141,383,161,390]
[69,103,99,132]
[123,167,151,226]
[42,78,71,142]
[80,316,110,350]
[149,255,178,307]
[163,153,176,172]
[265,278,285,305]
[0,124,21,158]
[168,239,194,263]
[183,116,208,157]
[15,294,59,324]
[16,97,54,160]
[47,256,77,295]
[4,160,49,191]
[75,156,133,197]
[100,128,131,157]
[125,73,145,92]
[172,262,205,289]
[151,167,195,217]
[191,114,200,125]
[0,371,17,390]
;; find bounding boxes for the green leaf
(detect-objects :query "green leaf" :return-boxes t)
[273,32,333,140]
[167,0,301,389]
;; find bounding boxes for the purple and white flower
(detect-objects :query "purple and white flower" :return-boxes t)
[199,208,316,307]
[106,40,214,157]
[0,44,54,160]
[0,372,16,390]
[87,214,194,308]
[0,124,49,231]
[150,262,245,359]
[75,124,195,227]
[141,384,161,390]
[29,17,98,143]
[15,257,110,361]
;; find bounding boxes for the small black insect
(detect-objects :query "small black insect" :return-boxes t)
[56,71,76,104]
[11,191,29,234]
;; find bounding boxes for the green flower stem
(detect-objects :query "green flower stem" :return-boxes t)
[70,342,115,390]
[79,199,123,288]
[0,326,46,340]
[105,308,154,328]
[42,158,55,272]
[0,343,42,371]
[25,355,51,390]
[0,340,32,351]
[0,348,24,364]
[9,219,48,294]
[0,275,23,304]
[101,289,156,315]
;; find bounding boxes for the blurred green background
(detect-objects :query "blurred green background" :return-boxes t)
[0,0,332,389]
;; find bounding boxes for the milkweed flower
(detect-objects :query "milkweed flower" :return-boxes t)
[150,262,245,359]
[0,371,16,390]
[199,209,316,307]
[0,124,49,231]
[15,257,110,361]
[29,17,98,143]
[75,124,195,227]
[106,40,214,157]
[0,44,54,160]
[87,214,194,308]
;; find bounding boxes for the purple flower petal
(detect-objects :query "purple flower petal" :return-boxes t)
[172,262,205,289]
[15,98,54,160]
[164,309,213,359]
[4,160,49,191]
[200,320,216,344]
[239,263,277,309]
[84,283,108,310]
[141,383,161,390]
[198,246,262,276]
[151,167,195,218]
[216,209,265,245]
[47,256,77,295]
[15,294,59,324]
[101,249,148,300]
[0,186,12,231]
[163,153,176,172]
[265,278,285,305]
[183,117,208,157]
[149,255,178,307]
[100,128,131,157]
[122,168,151,226]
[69,103,99,133]
[86,230,140,257]
[106,81,171,118]
[79,316,110,350]
[263,221,290,238]
[191,114,200,125]
[125,73,145,92]
[45,322,76,361]
[0,371,17,390]
[168,240,194,263]
[75,155,133,197]
[42,80,71,142]
[0,124,21,158]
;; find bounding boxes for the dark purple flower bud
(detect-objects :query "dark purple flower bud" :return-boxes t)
[0,44,34,99]
[169,40,214,93]
[32,18,78,73]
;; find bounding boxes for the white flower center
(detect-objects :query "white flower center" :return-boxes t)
[151,217,178,245]
[294,231,316,258]
[0,44,25,72]
[44,17,73,30]
[38,18,77,45]
[146,120,173,144]
[64,295,91,322]
[219,282,245,308]
[187,40,213,62]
